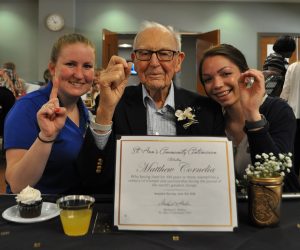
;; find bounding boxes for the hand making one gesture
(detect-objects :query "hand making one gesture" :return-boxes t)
[37,76,67,141]
[95,55,132,124]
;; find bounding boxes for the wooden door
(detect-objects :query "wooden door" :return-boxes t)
[102,29,118,68]
[196,30,220,96]
[258,35,298,70]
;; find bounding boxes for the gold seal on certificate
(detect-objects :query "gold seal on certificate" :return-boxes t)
[114,136,237,231]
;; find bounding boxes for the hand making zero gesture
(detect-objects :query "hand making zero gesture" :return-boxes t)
[238,69,266,120]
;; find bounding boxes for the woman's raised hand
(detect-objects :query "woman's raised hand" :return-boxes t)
[238,69,265,121]
[37,76,67,140]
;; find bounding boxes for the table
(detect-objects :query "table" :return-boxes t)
[1,194,300,250]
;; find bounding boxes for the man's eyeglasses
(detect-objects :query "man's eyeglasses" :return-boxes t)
[134,49,179,61]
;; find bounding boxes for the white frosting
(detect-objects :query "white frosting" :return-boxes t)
[16,186,42,205]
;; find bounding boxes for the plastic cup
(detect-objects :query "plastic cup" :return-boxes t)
[57,195,95,236]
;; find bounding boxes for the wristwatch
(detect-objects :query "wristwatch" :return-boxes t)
[244,115,268,131]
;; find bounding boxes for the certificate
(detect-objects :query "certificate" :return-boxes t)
[114,136,237,231]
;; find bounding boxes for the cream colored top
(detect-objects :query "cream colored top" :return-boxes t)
[280,62,300,119]
[233,135,251,179]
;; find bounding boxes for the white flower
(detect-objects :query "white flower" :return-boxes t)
[274,165,280,171]
[175,107,199,129]
[255,154,261,159]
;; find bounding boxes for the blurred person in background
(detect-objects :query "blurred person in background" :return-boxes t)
[2,62,26,98]
[263,35,296,97]
[43,68,52,85]
[280,61,300,176]
[0,68,16,96]
[90,68,102,113]
[262,57,286,97]
[0,87,15,139]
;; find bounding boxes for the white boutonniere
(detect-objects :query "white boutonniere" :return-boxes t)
[175,107,199,129]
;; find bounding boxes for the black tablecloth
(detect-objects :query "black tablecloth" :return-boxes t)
[1,194,300,250]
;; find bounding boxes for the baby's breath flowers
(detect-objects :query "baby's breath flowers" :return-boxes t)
[236,152,293,194]
[175,107,199,129]
[245,152,292,179]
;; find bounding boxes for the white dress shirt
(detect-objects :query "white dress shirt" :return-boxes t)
[280,62,300,119]
[90,82,177,150]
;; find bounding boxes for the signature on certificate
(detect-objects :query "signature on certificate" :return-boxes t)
[158,198,191,207]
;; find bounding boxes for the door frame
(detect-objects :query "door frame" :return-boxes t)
[196,30,220,96]
[102,29,118,68]
[257,32,299,70]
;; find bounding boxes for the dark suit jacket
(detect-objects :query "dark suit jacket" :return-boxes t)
[247,96,300,192]
[77,84,225,194]
[0,87,15,137]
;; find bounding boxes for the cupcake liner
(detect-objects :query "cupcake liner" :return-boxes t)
[18,200,43,218]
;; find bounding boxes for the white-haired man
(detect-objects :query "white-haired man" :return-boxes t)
[78,21,225,193]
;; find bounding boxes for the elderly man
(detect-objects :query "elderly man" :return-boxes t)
[78,21,225,193]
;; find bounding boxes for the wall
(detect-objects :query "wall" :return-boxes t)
[38,0,76,81]
[0,0,38,82]
[1,0,300,91]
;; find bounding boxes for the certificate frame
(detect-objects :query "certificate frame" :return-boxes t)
[114,136,238,231]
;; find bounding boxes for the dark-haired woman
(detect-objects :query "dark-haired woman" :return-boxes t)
[199,44,300,192]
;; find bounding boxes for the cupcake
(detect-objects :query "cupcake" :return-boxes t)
[16,186,43,218]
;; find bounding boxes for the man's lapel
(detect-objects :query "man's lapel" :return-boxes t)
[174,85,192,136]
[124,84,147,135]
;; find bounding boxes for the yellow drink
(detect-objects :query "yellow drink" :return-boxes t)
[60,209,93,236]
